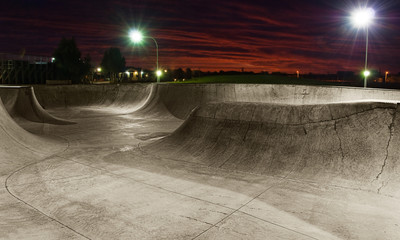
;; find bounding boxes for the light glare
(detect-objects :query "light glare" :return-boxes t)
[351,8,375,28]
[364,70,370,77]
[129,30,143,43]
[156,70,162,77]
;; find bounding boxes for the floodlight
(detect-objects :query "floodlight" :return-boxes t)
[129,30,143,43]
[350,7,375,88]
[351,8,375,28]
[156,70,162,77]
[129,29,160,82]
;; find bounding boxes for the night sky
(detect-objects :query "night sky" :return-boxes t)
[1,0,400,74]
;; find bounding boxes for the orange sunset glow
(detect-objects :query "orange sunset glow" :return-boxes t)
[1,0,400,73]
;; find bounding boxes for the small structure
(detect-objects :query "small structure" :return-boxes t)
[124,68,145,82]
[0,53,54,84]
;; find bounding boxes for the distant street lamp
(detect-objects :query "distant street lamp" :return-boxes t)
[129,30,161,83]
[385,71,389,83]
[351,7,375,88]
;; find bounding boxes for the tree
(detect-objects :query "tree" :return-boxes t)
[173,68,185,80]
[101,48,126,83]
[193,70,202,78]
[185,68,192,80]
[53,37,90,83]
[81,54,92,84]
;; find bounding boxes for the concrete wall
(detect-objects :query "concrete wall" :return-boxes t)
[158,84,400,119]
[31,83,400,119]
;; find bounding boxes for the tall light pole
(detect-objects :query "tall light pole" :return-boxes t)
[129,30,161,83]
[351,7,375,88]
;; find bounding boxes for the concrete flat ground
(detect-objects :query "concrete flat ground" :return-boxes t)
[1,84,400,239]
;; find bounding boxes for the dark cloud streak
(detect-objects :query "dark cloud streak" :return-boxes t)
[1,0,400,73]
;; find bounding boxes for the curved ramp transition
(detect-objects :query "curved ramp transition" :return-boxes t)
[2,83,400,239]
[0,86,75,125]
[0,96,67,174]
[151,101,400,197]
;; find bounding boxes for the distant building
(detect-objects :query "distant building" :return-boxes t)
[0,53,54,84]
[123,68,144,82]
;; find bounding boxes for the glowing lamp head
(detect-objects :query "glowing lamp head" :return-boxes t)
[351,8,375,28]
[97,67,102,72]
[364,70,371,77]
[156,70,162,77]
[129,30,143,43]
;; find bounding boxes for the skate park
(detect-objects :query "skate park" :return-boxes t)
[1,83,400,239]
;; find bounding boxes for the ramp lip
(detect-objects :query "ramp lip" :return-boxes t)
[0,85,31,89]
[192,101,399,125]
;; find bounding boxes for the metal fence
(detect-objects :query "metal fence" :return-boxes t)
[0,53,54,84]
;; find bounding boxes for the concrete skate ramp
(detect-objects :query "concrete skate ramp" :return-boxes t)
[32,84,176,119]
[30,83,400,121]
[28,84,400,197]
[3,83,400,239]
[156,84,400,119]
[0,97,65,168]
[34,84,153,109]
[0,86,74,125]
[151,101,400,198]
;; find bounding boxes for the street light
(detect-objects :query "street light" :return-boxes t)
[385,71,389,83]
[351,7,375,88]
[129,30,161,83]
[156,70,162,78]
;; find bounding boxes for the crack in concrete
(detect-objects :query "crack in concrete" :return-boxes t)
[303,126,307,135]
[375,106,397,194]
[328,107,345,171]
[4,138,93,240]
[327,105,335,121]
[333,120,345,166]
[203,105,393,127]
[242,122,251,142]
[243,105,257,142]
[377,181,387,194]
[179,215,214,226]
